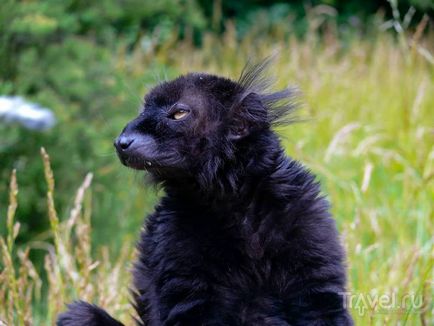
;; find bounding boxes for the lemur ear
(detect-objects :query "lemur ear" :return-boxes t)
[228,92,267,141]
[228,57,297,141]
[228,120,249,140]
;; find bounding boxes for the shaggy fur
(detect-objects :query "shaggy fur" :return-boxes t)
[58,60,353,325]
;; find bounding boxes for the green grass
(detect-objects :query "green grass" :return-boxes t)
[1,27,433,324]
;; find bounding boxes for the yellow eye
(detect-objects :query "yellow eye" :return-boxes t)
[172,109,189,120]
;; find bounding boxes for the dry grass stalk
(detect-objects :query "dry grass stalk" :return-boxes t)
[1,150,133,324]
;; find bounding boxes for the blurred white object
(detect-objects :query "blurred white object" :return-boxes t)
[0,96,56,130]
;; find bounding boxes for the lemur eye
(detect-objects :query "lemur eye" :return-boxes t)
[171,109,189,120]
[168,104,190,120]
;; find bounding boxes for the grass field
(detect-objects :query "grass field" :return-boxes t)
[1,26,433,325]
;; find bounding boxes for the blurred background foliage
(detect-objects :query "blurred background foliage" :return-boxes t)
[0,0,433,315]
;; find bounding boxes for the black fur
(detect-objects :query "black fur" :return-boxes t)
[57,301,124,326]
[58,60,353,325]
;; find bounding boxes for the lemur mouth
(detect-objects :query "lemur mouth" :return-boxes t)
[115,134,163,171]
[120,156,156,170]
[121,154,176,173]
[142,160,160,171]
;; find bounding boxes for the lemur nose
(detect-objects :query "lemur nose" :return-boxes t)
[115,135,134,150]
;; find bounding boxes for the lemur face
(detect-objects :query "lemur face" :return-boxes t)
[114,63,295,182]
[114,73,241,176]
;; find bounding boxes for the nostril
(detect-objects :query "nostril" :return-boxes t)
[117,136,134,150]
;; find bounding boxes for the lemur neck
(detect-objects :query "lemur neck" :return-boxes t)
[164,132,286,206]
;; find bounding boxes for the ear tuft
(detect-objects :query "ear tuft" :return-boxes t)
[228,92,267,140]
[234,56,300,128]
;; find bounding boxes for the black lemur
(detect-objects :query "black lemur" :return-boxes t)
[57,61,353,325]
